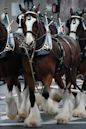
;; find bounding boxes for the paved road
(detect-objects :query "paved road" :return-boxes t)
[0,79,86,129]
[0,112,86,129]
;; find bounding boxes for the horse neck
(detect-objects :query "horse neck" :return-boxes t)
[78,26,86,39]
[35,21,46,50]
[37,21,46,37]
[76,25,86,51]
[0,21,7,38]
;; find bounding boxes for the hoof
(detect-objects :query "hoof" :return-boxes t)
[18,112,27,120]
[24,117,42,127]
[7,114,17,120]
[73,110,86,118]
[55,115,70,124]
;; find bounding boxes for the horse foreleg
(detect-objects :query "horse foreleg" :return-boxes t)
[73,92,86,118]
[67,67,86,118]
[14,79,22,114]
[22,57,42,127]
[41,74,59,115]
[54,74,65,89]
[18,86,30,121]
[55,68,77,123]
[24,90,42,127]
[55,89,75,123]
[52,74,65,102]
[73,78,86,118]
[5,78,17,119]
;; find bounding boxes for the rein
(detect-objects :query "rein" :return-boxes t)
[36,33,46,42]
[22,43,36,84]
[26,31,37,37]
[70,31,77,34]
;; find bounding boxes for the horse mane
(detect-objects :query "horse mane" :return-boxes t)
[35,20,46,50]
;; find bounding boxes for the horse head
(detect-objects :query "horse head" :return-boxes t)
[66,8,86,38]
[66,8,86,52]
[19,4,46,50]
[18,4,58,51]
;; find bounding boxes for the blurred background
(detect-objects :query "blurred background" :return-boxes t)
[0,0,86,31]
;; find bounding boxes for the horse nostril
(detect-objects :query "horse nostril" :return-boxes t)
[73,22,76,24]
[30,42,32,45]
[29,41,33,47]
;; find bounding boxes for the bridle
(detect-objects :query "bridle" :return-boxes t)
[23,13,47,43]
[26,30,37,38]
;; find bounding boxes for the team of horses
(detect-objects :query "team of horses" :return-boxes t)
[0,4,86,127]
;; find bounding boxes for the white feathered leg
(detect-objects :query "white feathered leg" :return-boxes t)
[24,102,42,127]
[42,97,59,115]
[18,87,30,119]
[35,92,59,114]
[50,88,64,102]
[73,92,86,117]
[55,90,75,123]
[14,86,22,113]
[5,91,17,119]
[35,93,45,111]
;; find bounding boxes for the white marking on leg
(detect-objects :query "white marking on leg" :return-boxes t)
[24,102,42,127]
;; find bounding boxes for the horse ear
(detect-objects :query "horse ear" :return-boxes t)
[83,9,86,14]
[66,19,70,28]
[70,8,74,15]
[81,9,85,16]
[19,4,26,13]
[16,15,19,24]
[33,4,40,13]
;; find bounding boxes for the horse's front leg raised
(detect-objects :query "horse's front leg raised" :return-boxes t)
[41,74,59,115]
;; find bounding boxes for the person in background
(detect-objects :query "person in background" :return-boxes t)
[24,0,34,10]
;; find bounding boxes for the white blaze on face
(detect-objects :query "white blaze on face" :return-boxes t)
[25,16,36,45]
[70,18,80,32]
[18,14,24,28]
[16,14,24,33]
[70,18,80,40]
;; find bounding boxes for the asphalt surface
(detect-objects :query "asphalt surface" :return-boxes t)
[0,79,86,129]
